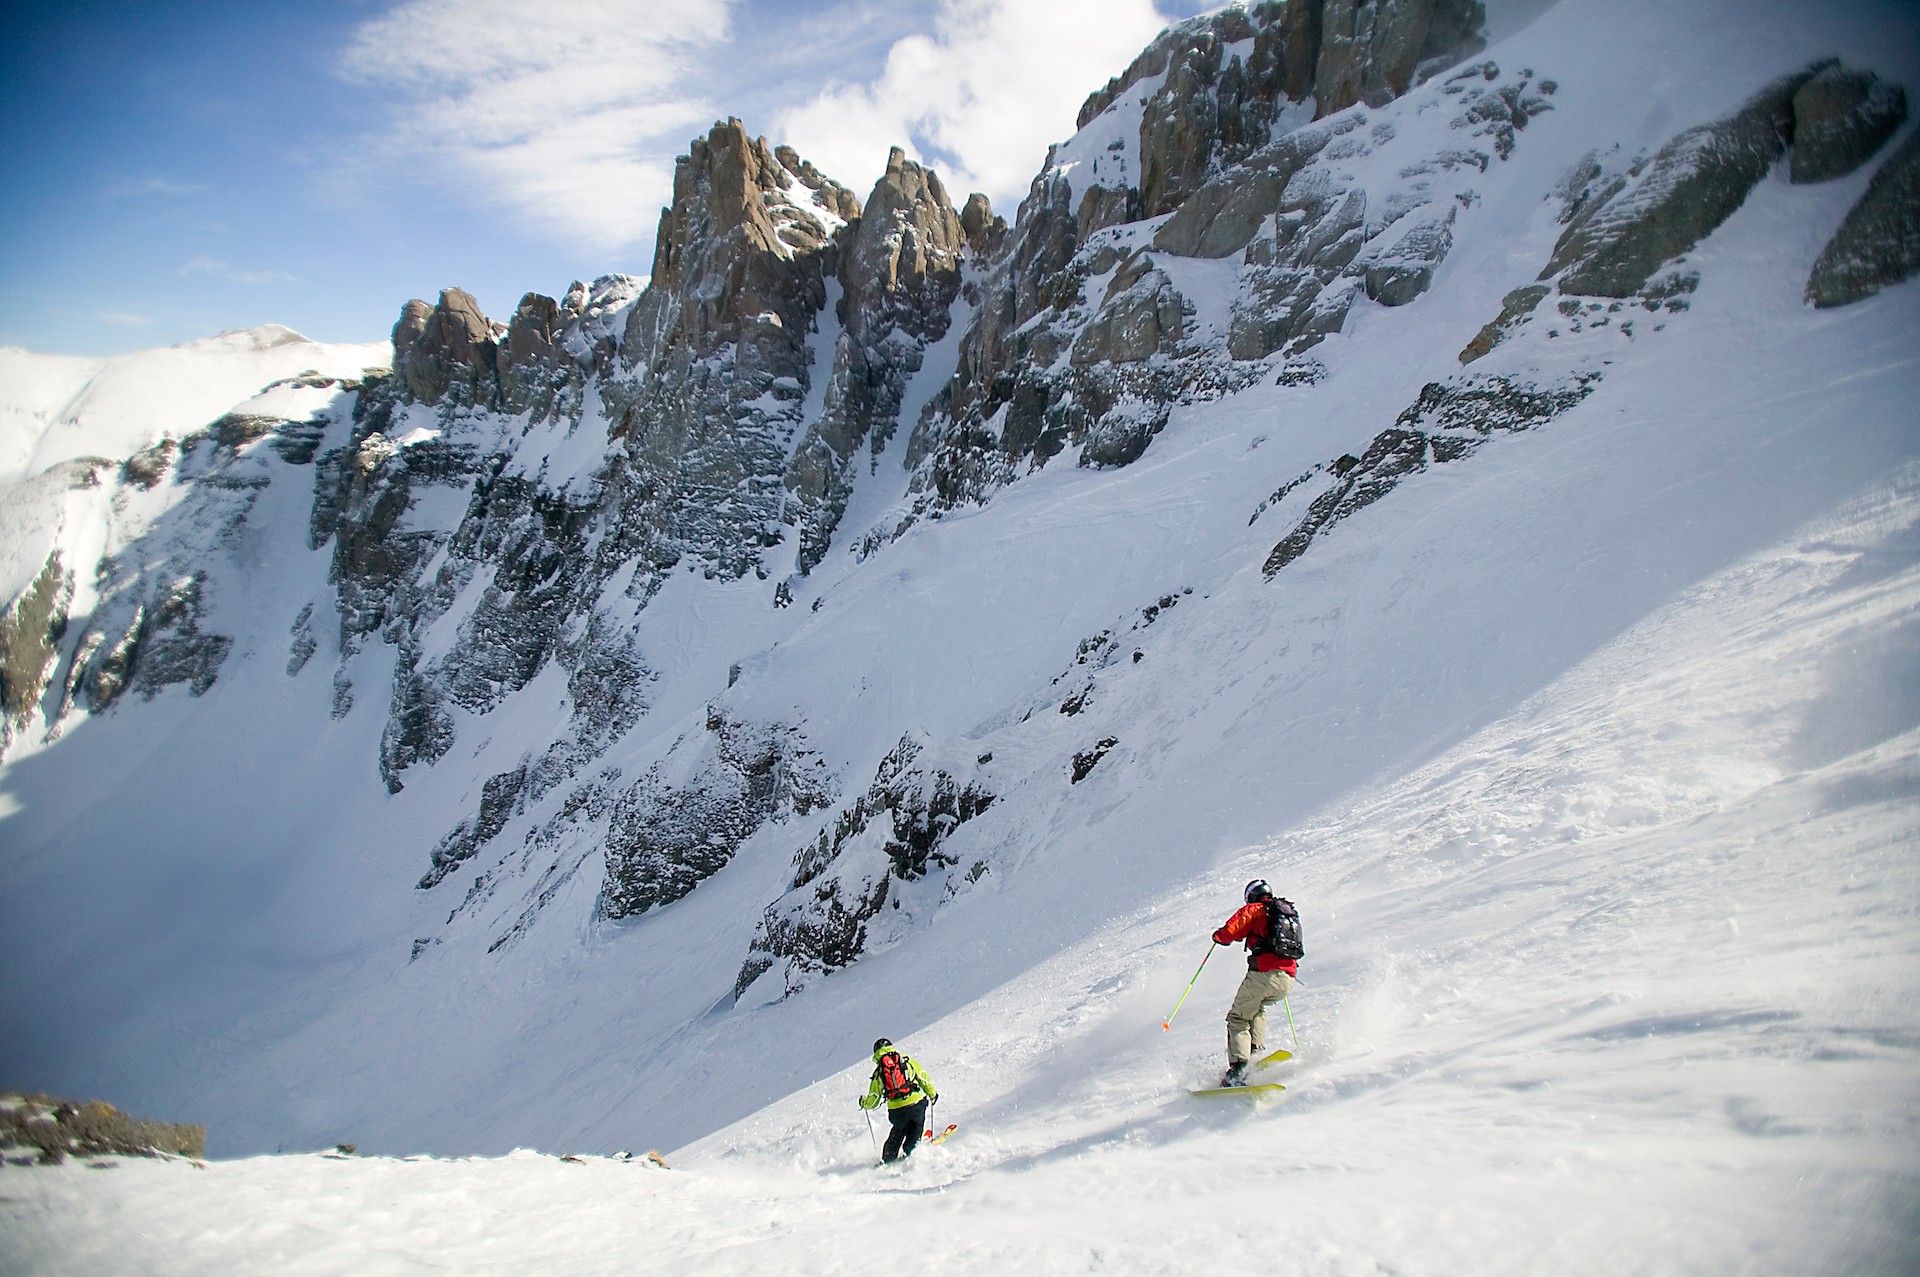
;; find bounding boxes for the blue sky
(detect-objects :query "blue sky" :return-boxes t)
[0,0,1211,357]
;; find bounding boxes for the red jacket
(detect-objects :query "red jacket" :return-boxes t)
[1213,901,1298,975]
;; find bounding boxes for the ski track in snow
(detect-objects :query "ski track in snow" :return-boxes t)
[4,0,1920,1272]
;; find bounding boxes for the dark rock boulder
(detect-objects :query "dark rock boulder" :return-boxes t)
[960,191,1006,256]
[498,292,562,413]
[0,551,71,756]
[1808,123,1920,307]
[392,288,501,408]
[735,733,994,999]
[1546,64,1828,298]
[1262,371,1600,576]
[1791,65,1907,184]
[1,1093,204,1163]
[1314,0,1486,118]
[602,711,833,918]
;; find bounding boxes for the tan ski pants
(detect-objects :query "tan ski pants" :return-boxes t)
[1226,967,1294,1064]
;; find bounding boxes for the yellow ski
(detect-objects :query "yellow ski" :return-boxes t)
[1188,1082,1287,1098]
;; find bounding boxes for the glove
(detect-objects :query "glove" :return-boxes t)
[859,1095,877,1111]
[929,1093,939,1106]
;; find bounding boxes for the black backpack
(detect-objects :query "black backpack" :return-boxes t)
[1260,897,1305,961]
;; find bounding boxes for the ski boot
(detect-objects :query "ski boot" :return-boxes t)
[1219,1061,1249,1087]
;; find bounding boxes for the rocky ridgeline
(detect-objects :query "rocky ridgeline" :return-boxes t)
[330,121,1011,946]
[1252,57,1910,582]
[784,147,981,578]
[0,1093,204,1164]
[894,1,1500,526]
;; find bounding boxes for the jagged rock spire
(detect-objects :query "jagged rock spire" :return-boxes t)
[785,148,978,576]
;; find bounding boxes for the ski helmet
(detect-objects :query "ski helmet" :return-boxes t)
[873,1038,892,1052]
[1243,879,1272,903]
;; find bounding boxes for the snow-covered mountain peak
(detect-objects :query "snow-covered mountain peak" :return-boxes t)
[172,323,321,353]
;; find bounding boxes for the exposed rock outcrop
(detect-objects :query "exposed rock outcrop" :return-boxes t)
[131,573,232,700]
[601,711,833,918]
[393,288,501,409]
[1808,124,1920,308]
[1790,65,1908,184]
[1545,66,1821,299]
[735,733,995,999]
[902,45,1523,525]
[0,1093,204,1164]
[1460,61,1884,362]
[784,149,972,575]
[609,119,848,591]
[0,552,72,754]
[1261,372,1601,576]
[30,425,291,750]
[1315,0,1487,118]
[498,292,563,414]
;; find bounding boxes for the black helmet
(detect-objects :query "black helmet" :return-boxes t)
[873,1038,892,1052]
[1243,879,1272,903]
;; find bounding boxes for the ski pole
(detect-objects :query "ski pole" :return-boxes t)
[1283,994,1298,1046]
[1161,942,1217,1030]
[864,1108,878,1157]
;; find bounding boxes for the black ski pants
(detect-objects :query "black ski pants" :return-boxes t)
[883,1098,928,1162]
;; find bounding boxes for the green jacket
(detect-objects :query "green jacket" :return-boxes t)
[860,1047,937,1110]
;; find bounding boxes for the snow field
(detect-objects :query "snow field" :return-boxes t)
[5,462,1913,1274]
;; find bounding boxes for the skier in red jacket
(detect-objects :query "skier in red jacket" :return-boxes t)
[1212,879,1298,1086]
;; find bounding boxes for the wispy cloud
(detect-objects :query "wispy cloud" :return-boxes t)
[179,257,298,285]
[774,0,1175,214]
[100,311,155,327]
[103,176,199,202]
[339,0,735,253]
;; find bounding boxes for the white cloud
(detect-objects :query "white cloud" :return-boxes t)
[179,257,298,285]
[772,0,1176,215]
[100,311,155,328]
[103,176,198,201]
[340,0,735,253]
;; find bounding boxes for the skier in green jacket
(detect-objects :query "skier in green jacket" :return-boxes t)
[859,1038,938,1162]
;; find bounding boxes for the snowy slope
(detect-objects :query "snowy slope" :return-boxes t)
[0,327,388,605]
[0,326,388,486]
[6,418,1915,1275]
[2,0,1918,1272]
